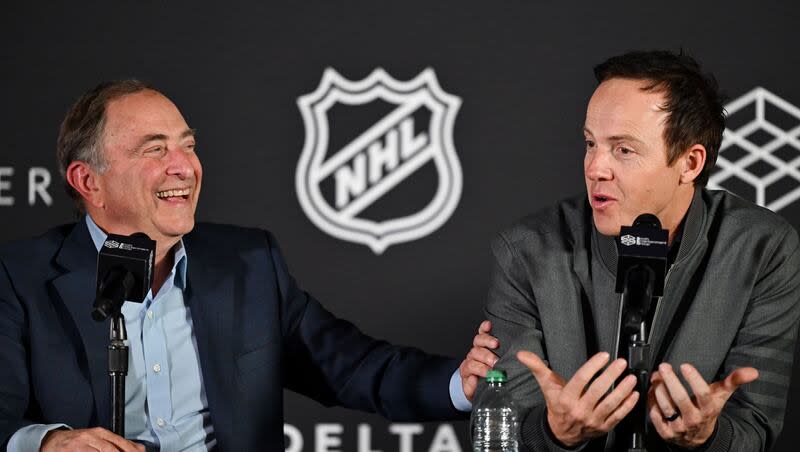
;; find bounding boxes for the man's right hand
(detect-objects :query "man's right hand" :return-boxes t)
[517,351,639,448]
[41,427,145,452]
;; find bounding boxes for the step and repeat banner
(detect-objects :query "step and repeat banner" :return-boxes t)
[3,2,799,451]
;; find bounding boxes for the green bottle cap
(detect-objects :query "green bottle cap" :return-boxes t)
[485,369,508,383]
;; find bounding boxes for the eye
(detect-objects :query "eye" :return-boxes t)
[143,145,166,156]
[616,146,634,156]
[585,140,595,150]
[185,142,197,153]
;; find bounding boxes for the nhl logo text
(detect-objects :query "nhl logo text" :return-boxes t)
[297,68,462,254]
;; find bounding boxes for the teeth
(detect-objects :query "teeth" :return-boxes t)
[156,188,190,198]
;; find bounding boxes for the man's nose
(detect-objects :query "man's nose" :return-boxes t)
[165,146,195,179]
[584,149,613,181]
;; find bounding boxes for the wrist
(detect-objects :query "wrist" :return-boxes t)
[546,410,581,448]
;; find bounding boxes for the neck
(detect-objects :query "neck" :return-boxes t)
[152,237,179,296]
[87,212,181,296]
[663,187,695,246]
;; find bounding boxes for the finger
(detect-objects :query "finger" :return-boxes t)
[679,363,712,409]
[599,390,639,431]
[581,358,628,407]
[479,320,492,334]
[654,381,679,419]
[649,400,674,440]
[473,333,500,350]
[468,346,499,367]
[517,350,565,399]
[93,428,140,452]
[461,359,492,379]
[594,373,636,419]
[650,370,663,384]
[562,352,611,400]
[658,363,698,417]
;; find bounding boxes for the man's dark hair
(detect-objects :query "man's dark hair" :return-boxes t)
[593,50,725,187]
[57,79,155,211]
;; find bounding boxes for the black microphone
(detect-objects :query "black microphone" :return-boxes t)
[92,232,156,321]
[614,214,669,452]
[615,214,668,301]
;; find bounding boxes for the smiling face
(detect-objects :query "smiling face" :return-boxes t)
[583,78,695,239]
[87,90,202,245]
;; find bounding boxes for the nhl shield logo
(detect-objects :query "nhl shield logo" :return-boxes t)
[296,68,462,254]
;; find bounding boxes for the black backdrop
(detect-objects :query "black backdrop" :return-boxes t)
[2,2,799,450]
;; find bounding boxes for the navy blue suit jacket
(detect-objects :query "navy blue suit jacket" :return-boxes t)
[0,221,463,450]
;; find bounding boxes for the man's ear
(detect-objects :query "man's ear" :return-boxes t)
[65,161,104,209]
[679,144,707,185]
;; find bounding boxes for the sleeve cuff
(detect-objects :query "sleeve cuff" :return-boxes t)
[449,369,473,412]
[520,405,588,452]
[675,414,733,452]
[6,423,70,452]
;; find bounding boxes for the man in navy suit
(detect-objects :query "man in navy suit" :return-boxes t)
[0,81,497,451]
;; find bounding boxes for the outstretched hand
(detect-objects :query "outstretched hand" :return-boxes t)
[648,363,758,449]
[517,351,639,447]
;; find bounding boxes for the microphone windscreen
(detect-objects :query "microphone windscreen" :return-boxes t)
[633,213,661,229]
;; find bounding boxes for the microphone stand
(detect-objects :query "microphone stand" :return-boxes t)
[109,310,128,437]
[94,268,135,437]
[622,265,654,452]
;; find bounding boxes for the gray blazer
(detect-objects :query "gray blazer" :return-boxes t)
[479,189,800,451]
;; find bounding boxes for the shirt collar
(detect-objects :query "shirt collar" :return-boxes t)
[84,215,188,289]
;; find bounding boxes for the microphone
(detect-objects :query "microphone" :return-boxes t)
[92,232,156,321]
[614,214,668,452]
[615,214,669,321]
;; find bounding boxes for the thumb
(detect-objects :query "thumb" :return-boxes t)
[463,375,478,402]
[517,350,564,391]
[718,367,759,397]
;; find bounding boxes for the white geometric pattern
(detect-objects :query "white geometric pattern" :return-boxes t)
[709,87,800,212]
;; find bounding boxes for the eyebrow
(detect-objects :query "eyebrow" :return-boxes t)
[583,128,645,145]
[134,128,196,149]
[607,134,645,145]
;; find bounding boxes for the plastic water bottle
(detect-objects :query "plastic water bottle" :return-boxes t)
[472,369,519,452]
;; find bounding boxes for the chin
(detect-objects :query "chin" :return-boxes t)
[158,217,195,238]
[593,215,621,237]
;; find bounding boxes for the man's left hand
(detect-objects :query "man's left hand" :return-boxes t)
[648,362,758,449]
[460,320,500,401]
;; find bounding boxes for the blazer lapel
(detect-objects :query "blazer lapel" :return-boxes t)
[182,236,236,450]
[50,221,111,428]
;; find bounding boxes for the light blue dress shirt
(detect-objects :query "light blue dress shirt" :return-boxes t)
[8,216,470,451]
[8,216,213,451]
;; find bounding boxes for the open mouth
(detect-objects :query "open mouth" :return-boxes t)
[591,193,615,208]
[156,188,191,201]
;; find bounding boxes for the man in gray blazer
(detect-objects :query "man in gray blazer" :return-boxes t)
[479,50,800,451]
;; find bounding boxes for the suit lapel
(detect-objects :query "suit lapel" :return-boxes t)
[182,234,236,449]
[51,221,111,428]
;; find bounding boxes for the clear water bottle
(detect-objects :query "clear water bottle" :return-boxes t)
[472,369,519,452]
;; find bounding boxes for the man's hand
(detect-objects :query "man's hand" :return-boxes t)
[41,427,145,452]
[518,351,639,448]
[460,320,500,401]
[648,363,758,449]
